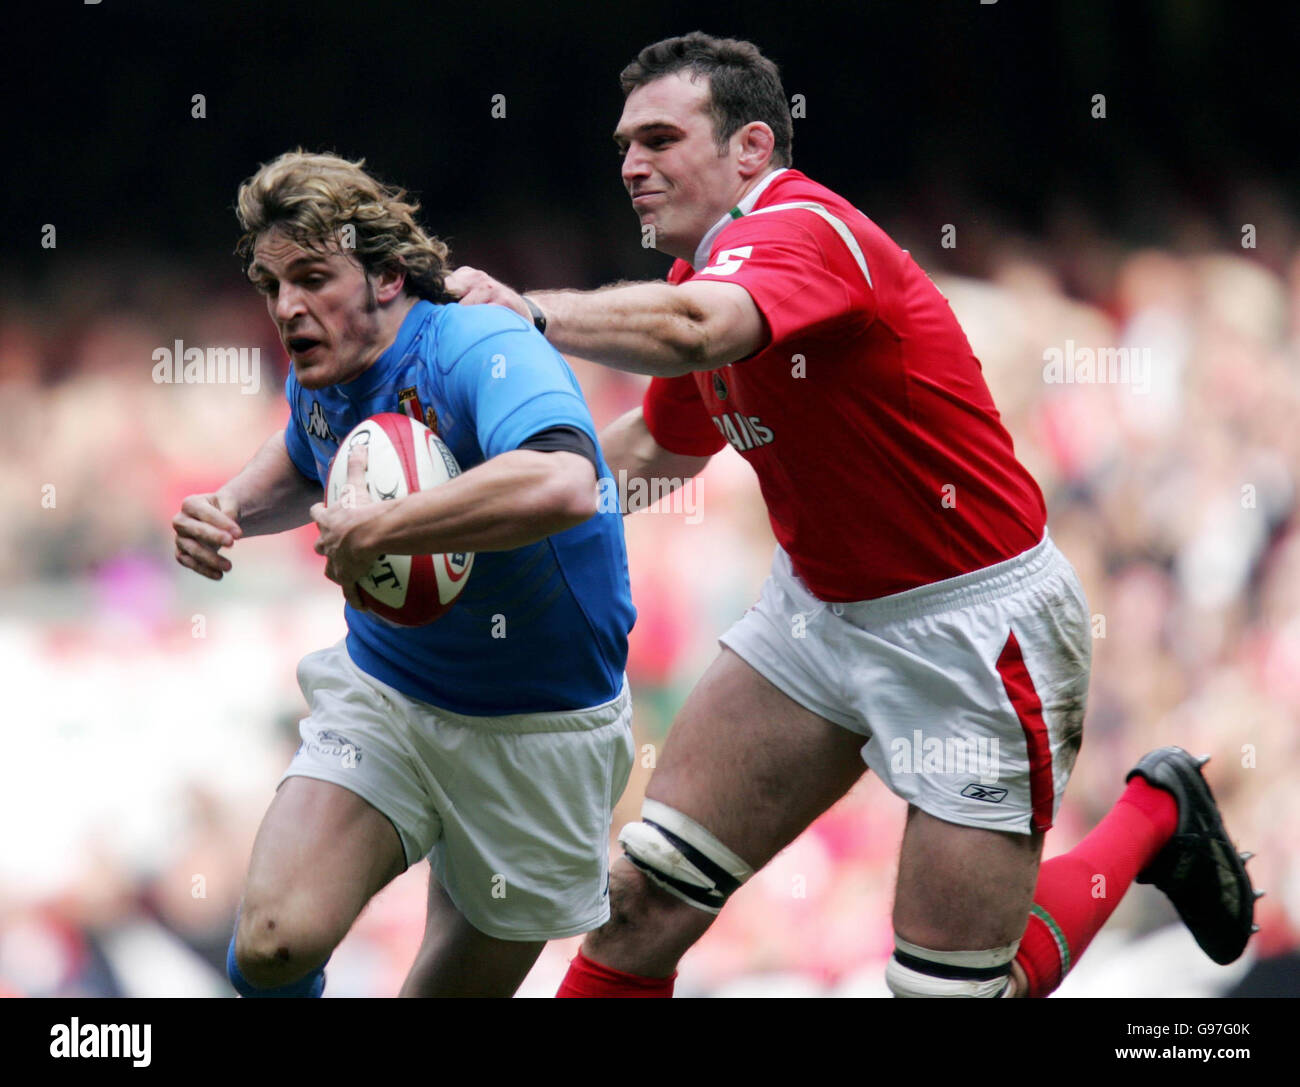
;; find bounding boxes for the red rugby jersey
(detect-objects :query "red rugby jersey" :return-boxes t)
[642,168,1046,601]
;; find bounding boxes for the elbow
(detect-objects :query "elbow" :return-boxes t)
[667,300,717,376]
[541,454,600,530]
[674,326,711,375]
[668,283,762,373]
[559,474,600,524]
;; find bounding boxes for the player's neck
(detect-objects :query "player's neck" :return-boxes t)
[731,166,781,211]
[682,167,786,268]
[365,293,419,368]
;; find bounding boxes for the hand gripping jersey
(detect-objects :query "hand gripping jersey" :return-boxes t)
[285,300,635,714]
[642,168,1046,601]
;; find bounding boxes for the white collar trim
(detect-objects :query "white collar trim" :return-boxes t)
[690,168,789,271]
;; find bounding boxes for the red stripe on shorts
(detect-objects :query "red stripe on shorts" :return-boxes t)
[996,629,1054,832]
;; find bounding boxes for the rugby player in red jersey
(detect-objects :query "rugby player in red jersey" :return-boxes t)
[450,33,1259,997]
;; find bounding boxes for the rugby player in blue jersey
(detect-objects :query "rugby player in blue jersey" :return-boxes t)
[171,150,636,997]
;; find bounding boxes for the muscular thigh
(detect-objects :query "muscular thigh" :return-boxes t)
[242,776,406,945]
[646,647,867,869]
[894,805,1043,950]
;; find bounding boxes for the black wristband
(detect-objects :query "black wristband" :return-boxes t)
[523,296,548,335]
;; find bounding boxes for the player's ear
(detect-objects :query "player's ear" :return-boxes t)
[735,121,775,178]
[372,262,407,305]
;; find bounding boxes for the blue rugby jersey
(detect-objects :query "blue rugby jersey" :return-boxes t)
[284,300,635,715]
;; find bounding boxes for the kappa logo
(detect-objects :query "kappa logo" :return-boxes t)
[307,729,362,766]
[961,783,1008,804]
[306,400,336,441]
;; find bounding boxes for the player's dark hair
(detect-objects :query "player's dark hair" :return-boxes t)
[235,150,454,303]
[620,33,793,168]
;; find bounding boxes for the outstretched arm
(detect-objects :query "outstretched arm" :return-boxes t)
[447,267,766,377]
[600,406,711,513]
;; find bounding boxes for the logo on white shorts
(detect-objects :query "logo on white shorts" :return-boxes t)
[306,729,362,766]
[961,783,1008,804]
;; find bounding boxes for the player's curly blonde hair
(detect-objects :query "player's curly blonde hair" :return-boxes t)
[235,149,454,302]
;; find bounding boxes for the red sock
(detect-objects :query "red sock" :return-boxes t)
[556,950,676,998]
[1016,777,1178,997]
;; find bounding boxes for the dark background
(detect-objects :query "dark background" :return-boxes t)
[7,0,1297,299]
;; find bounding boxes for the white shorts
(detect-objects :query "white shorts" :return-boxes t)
[280,640,635,941]
[720,533,1091,835]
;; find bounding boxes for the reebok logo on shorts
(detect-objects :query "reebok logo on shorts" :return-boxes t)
[961,783,1008,804]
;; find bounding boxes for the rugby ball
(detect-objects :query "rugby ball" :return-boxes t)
[325,413,473,626]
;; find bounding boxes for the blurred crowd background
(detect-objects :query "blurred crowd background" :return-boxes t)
[3,1,1298,997]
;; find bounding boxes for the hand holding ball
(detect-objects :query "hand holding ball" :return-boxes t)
[323,413,473,626]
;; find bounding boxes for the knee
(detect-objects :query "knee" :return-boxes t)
[233,903,334,990]
[587,863,711,963]
[595,863,661,940]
